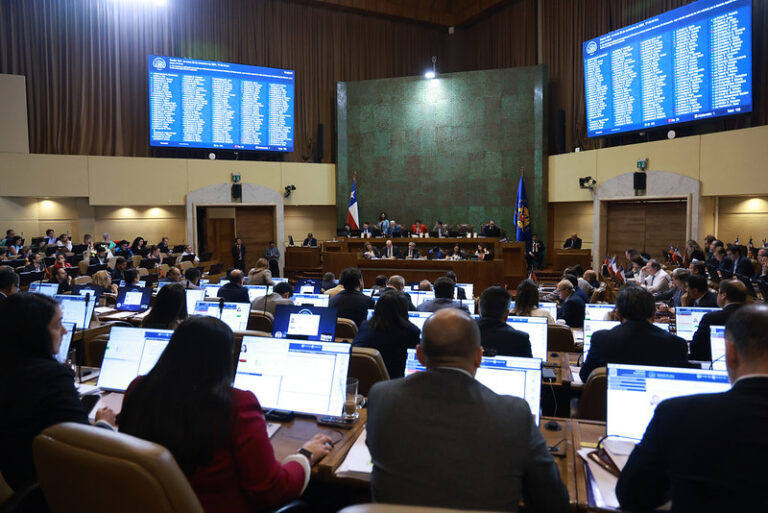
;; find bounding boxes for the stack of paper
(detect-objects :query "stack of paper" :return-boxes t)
[335,428,373,479]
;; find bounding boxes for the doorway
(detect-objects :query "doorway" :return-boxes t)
[605,199,687,264]
[195,205,276,271]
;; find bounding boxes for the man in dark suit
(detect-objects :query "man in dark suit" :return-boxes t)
[110,256,127,283]
[382,275,416,311]
[328,267,375,327]
[755,248,768,283]
[687,274,718,307]
[526,233,544,269]
[727,245,754,277]
[557,279,585,328]
[404,241,421,260]
[475,286,532,358]
[417,277,469,313]
[444,271,466,300]
[616,305,768,512]
[90,246,109,266]
[360,222,373,238]
[231,238,246,271]
[562,233,582,249]
[216,269,250,303]
[24,252,46,272]
[690,280,746,361]
[579,285,688,382]
[381,239,400,260]
[366,308,569,512]
[481,219,501,237]
[302,232,318,247]
[0,266,20,300]
[713,246,732,273]
[157,237,170,253]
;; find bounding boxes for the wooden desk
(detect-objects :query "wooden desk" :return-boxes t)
[553,249,592,272]
[571,419,610,512]
[284,247,322,279]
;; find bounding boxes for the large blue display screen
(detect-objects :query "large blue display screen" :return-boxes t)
[583,0,751,138]
[149,55,294,152]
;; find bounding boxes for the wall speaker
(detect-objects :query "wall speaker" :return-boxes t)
[555,109,565,154]
[316,123,324,162]
[633,172,647,190]
[231,183,242,200]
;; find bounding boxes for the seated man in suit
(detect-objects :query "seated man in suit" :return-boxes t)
[417,277,468,313]
[616,304,768,512]
[642,260,671,294]
[0,266,20,300]
[655,268,689,309]
[381,239,400,260]
[110,256,127,284]
[302,232,318,247]
[432,220,450,237]
[481,219,501,237]
[713,246,732,273]
[251,281,294,315]
[562,233,582,249]
[24,252,46,273]
[381,275,416,311]
[556,279,585,328]
[686,274,718,307]
[388,221,402,237]
[90,246,109,266]
[444,271,466,299]
[183,267,202,290]
[526,233,544,269]
[755,248,768,283]
[366,308,569,512]
[216,269,250,303]
[360,222,373,238]
[563,273,590,304]
[579,284,688,382]
[328,267,375,327]
[475,286,532,358]
[690,279,746,361]
[157,237,170,253]
[404,241,421,260]
[164,266,183,283]
[727,245,754,277]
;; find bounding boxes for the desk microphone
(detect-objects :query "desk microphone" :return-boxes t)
[709,353,726,370]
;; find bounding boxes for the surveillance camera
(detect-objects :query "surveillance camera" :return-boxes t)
[578,176,596,190]
[284,184,296,198]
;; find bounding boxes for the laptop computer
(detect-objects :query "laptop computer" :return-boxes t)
[606,363,730,442]
[192,300,250,331]
[709,325,727,371]
[55,294,97,331]
[293,293,331,307]
[201,283,221,298]
[405,349,543,425]
[294,279,323,294]
[675,307,720,341]
[509,301,558,319]
[115,287,153,312]
[406,311,433,332]
[234,336,351,417]
[582,320,673,362]
[72,284,104,302]
[506,316,549,362]
[585,303,615,321]
[29,282,60,298]
[455,283,474,299]
[96,328,174,392]
[272,304,338,342]
[185,289,207,316]
[118,280,147,288]
[245,285,268,302]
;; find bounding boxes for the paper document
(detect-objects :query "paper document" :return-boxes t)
[76,383,100,396]
[88,392,125,422]
[95,307,116,315]
[602,439,636,471]
[335,428,373,478]
[578,448,619,508]
[569,366,583,386]
[106,311,137,319]
[266,422,281,439]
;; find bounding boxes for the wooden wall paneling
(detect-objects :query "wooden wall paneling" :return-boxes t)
[206,218,235,267]
[606,202,646,260]
[643,200,687,261]
[235,206,276,272]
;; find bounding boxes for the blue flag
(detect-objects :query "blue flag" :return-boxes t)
[515,177,531,242]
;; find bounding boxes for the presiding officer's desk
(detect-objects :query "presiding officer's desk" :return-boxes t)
[322,237,528,291]
[552,249,592,272]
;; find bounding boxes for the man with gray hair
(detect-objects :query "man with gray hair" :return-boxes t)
[366,308,569,512]
[384,274,415,310]
[642,260,671,294]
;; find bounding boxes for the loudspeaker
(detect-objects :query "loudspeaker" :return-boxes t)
[231,183,242,199]
[555,109,565,154]
[315,124,324,162]
[633,172,647,190]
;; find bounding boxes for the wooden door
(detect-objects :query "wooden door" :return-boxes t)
[235,206,276,272]
[205,218,235,267]
[606,200,686,265]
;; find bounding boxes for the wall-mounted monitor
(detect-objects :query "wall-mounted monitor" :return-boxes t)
[583,0,752,138]
[149,55,294,152]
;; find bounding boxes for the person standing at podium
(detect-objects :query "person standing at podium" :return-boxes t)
[302,233,317,247]
[562,233,582,249]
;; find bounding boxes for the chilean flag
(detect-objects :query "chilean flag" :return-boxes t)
[347,178,359,230]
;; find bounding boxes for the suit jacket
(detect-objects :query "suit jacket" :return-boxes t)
[89,256,108,266]
[328,289,375,327]
[217,282,250,303]
[616,377,768,513]
[475,318,533,358]
[717,257,733,272]
[417,298,468,313]
[563,237,582,249]
[352,320,420,378]
[232,244,245,262]
[379,287,416,311]
[526,239,544,256]
[558,294,585,328]
[694,290,719,308]
[732,257,754,277]
[0,358,91,490]
[302,238,317,247]
[689,303,741,361]
[482,225,501,237]
[366,369,569,512]
[381,246,401,259]
[404,247,421,259]
[579,320,688,382]
[251,293,294,316]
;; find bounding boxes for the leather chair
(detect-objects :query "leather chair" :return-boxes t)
[339,504,505,513]
[547,324,576,352]
[570,366,607,421]
[73,275,93,285]
[33,422,204,513]
[247,311,274,332]
[349,347,390,396]
[335,318,358,341]
[78,260,89,276]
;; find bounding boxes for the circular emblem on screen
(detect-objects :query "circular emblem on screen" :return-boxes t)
[586,41,598,55]
[152,57,167,70]
[297,308,313,315]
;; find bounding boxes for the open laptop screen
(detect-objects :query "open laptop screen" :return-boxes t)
[119,280,147,288]
[292,293,330,307]
[710,325,726,370]
[583,320,620,359]
[272,304,338,342]
[29,282,59,298]
[245,285,268,302]
[675,307,720,341]
[234,336,351,417]
[55,294,96,331]
[509,301,558,320]
[506,316,548,362]
[115,287,152,312]
[192,300,249,331]
[185,289,207,316]
[409,291,435,307]
[407,311,433,332]
[97,328,173,391]
[54,321,76,364]
[607,363,730,441]
[72,284,104,302]
[455,283,474,300]
[585,304,615,321]
[294,279,322,294]
[201,283,221,298]
[405,349,542,425]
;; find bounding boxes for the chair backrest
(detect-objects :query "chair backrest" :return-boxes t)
[349,347,390,396]
[73,275,93,285]
[178,261,193,272]
[34,422,204,513]
[138,267,149,277]
[246,311,274,332]
[158,264,170,276]
[335,318,358,341]
[78,260,89,276]
[576,366,607,421]
[84,333,110,368]
[339,504,502,513]
[130,255,143,268]
[547,324,575,352]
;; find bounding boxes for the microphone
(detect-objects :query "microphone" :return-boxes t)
[709,353,726,370]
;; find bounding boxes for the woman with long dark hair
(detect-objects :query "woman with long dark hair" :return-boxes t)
[130,236,146,254]
[141,283,187,329]
[352,291,419,377]
[119,317,332,513]
[511,279,555,324]
[0,293,115,491]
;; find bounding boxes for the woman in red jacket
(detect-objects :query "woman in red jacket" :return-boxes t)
[119,317,332,512]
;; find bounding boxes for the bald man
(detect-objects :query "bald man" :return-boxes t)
[690,279,748,361]
[366,309,569,512]
[216,269,250,303]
